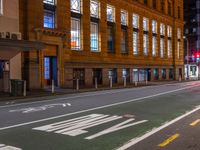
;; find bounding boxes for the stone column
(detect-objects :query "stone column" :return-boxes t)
[85,68,93,87]
[103,68,109,86]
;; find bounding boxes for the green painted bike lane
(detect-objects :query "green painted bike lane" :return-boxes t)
[1,87,200,150]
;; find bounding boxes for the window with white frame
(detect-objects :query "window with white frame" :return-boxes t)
[0,0,3,15]
[121,28,128,53]
[71,0,82,13]
[160,38,164,58]
[177,41,180,59]
[43,0,56,29]
[167,25,172,58]
[177,28,181,59]
[167,25,172,37]
[43,0,55,5]
[44,10,55,28]
[71,18,81,50]
[90,0,99,18]
[167,39,171,58]
[152,36,157,56]
[121,10,128,26]
[143,17,149,31]
[90,22,99,52]
[107,5,115,22]
[160,23,165,36]
[133,14,139,29]
[177,28,181,39]
[152,20,157,34]
[133,31,138,55]
[143,34,148,55]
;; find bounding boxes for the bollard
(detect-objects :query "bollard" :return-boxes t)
[76,79,79,91]
[124,77,127,87]
[110,77,113,88]
[95,77,98,89]
[135,81,138,86]
[23,80,26,97]
[145,79,148,85]
[52,80,55,94]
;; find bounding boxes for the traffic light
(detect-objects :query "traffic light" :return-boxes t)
[196,52,200,62]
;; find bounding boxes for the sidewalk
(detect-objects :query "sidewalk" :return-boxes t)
[0,80,186,103]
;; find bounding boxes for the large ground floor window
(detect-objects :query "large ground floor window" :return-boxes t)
[73,68,85,87]
[108,68,117,84]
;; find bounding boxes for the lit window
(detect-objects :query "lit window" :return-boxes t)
[43,0,55,5]
[152,20,157,34]
[160,23,165,36]
[0,0,3,15]
[90,22,99,52]
[143,17,149,31]
[107,5,115,22]
[121,10,128,26]
[177,41,180,59]
[71,18,81,50]
[90,0,99,18]
[160,38,164,58]
[71,0,82,13]
[167,25,172,37]
[152,36,157,56]
[133,32,138,55]
[143,34,148,55]
[133,14,139,29]
[167,39,171,58]
[177,28,181,39]
[44,10,55,28]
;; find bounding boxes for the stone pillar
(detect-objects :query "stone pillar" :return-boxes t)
[82,0,90,53]
[166,68,169,80]
[103,68,109,86]
[100,1,107,54]
[159,68,162,80]
[151,68,154,81]
[64,68,73,88]
[85,68,93,87]
[117,68,123,85]
[28,62,41,89]
[115,6,121,55]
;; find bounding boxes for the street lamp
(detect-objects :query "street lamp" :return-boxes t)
[184,36,189,80]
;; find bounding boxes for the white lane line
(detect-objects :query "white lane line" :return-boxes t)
[0,84,199,131]
[0,81,197,109]
[116,105,200,150]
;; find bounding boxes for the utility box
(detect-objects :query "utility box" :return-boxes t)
[10,79,24,96]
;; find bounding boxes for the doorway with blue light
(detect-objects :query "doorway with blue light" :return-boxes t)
[44,56,58,87]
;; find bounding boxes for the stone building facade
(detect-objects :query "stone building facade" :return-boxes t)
[19,0,184,89]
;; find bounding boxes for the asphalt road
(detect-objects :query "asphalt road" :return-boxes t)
[0,81,200,150]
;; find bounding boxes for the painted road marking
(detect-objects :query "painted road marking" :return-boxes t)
[33,114,148,140]
[1,81,199,109]
[117,105,200,150]
[0,144,21,150]
[9,103,71,114]
[190,119,200,126]
[0,84,198,131]
[158,134,180,147]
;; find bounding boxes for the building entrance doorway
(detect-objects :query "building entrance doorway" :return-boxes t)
[93,68,102,85]
[44,56,58,86]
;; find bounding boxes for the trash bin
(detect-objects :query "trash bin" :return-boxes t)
[10,79,24,96]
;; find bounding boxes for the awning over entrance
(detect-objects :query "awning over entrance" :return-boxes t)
[0,38,45,60]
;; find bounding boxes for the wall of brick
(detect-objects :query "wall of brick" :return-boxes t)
[19,0,184,89]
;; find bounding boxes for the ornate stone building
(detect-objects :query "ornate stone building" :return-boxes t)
[19,0,184,89]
